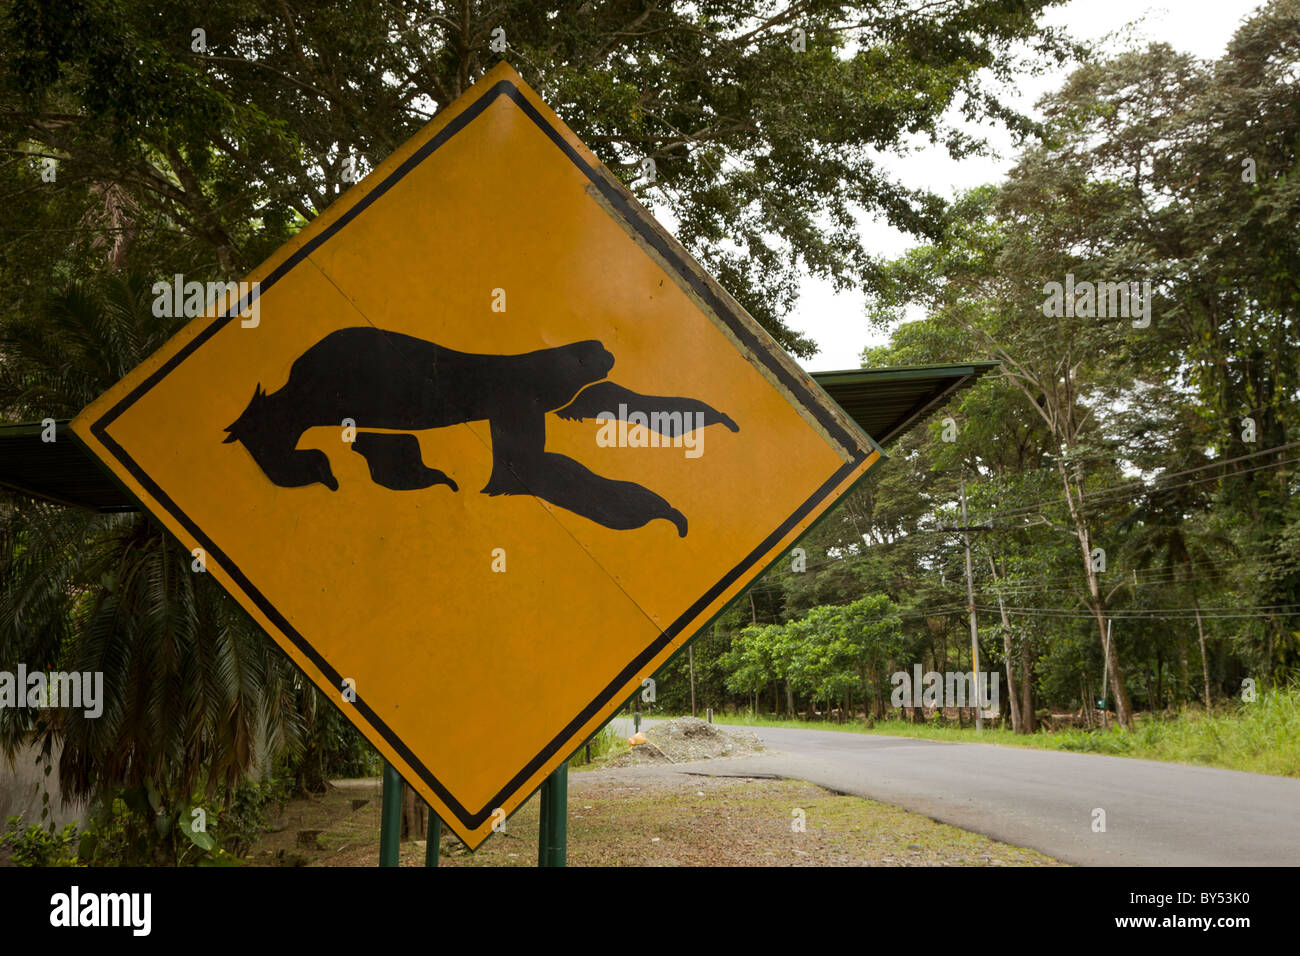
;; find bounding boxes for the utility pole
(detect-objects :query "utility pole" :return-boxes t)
[960,476,983,731]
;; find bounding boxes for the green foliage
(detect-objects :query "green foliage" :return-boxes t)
[0,273,308,822]
[311,702,381,780]
[211,772,294,859]
[648,2,1300,728]
[0,0,1072,356]
[648,621,737,715]
[723,595,902,717]
[76,771,291,866]
[1045,684,1300,777]
[568,724,625,768]
[286,688,380,795]
[1,815,81,866]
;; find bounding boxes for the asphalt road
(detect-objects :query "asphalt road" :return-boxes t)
[609,718,1300,866]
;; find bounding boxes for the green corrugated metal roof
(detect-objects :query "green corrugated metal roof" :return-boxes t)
[813,361,999,446]
[0,361,997,512]
[0,420,137,512]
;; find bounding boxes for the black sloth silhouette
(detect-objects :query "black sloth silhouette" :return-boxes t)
[221,327,738,536]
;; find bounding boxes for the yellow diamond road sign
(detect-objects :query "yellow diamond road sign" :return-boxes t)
[72,62,883,849]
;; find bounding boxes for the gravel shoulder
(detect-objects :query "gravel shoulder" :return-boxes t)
[244,723,1062,867]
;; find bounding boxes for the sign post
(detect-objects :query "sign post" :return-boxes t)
[380,762,402,867]
[70,62,885,857]
[426,816,441,867]
[537,764,568,867]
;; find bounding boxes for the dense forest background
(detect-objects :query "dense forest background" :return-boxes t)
[0,0,1296,859]
[649,3,1300,731]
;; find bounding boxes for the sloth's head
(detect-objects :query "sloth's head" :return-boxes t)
[567,339,615,382]
[525,339,616,412]
[223,385,339,490]
[222,383,273,447]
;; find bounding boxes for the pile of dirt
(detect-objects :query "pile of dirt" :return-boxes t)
[604,717,764,767]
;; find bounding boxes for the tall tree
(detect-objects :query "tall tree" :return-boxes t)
[0,0,1074,353]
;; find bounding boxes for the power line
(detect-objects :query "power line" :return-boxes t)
[982,604,1300,620]
[969,442,1300,524]
[758,554,1240,593]
[982,569,1230,597]
[810,447,1298,544]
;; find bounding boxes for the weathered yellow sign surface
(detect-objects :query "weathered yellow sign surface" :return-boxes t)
[72,63,882,849]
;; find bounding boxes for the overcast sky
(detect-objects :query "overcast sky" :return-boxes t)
[792,0,1269,372]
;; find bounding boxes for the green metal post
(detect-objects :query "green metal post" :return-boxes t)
[538,770,552,866]
[538,789,549,864]
[537,763,568,867]
[380,762,403,867]
[426,813,441,867]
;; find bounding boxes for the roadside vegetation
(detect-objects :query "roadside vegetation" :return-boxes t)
[660,683,1300,778]
[645,5,1300,741]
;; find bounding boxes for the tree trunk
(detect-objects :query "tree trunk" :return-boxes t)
[1058,458,1133,727]
[1195,597,1212,711]
[1020,637,1035,732]
[988,554,1021,733]
[688,644,696,717]
[1178,634,1190,704]
[401,785,426,840]
[1155,650,1163,711]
